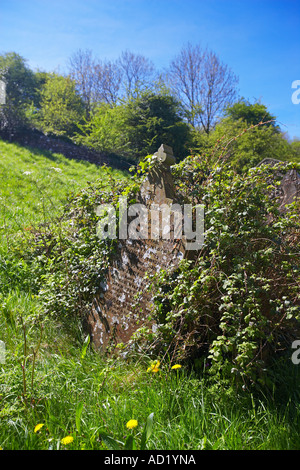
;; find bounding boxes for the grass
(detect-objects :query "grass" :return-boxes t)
[2,336,300,450]
[0,139,126,249]
[1,138,300,450]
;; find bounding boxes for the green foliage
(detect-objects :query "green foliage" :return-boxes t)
[2,139,300,450]
[0,138,126,308]
[120,90,191,159]
[11,160,131,324]
[77,90,191,161]
[224,98,279,131]
[137,155,300,389]
[21,175,120,321]
[2,339,300,450]
[291,140,300,163]
[75,103,130,155]
[0,52,39,135]
[213,121,294,171]
[34,74,85,137]
[9,135,300,391]
[191,103,296,172]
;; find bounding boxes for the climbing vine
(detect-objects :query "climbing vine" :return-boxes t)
[143,157,300,389]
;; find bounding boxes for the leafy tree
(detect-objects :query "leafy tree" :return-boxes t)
[121,90,191,158]
[191,100,295,172]
[290,139,300,162]
[224,98,279,131]
[0,52,39,136]
[212,120,293,172]
[77,90,191,160]
[35,73,85,137]
[75,103,129,154]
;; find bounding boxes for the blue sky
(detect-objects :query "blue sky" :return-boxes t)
[1,0,300,138]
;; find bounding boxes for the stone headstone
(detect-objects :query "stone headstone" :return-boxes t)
[87,145,187,351]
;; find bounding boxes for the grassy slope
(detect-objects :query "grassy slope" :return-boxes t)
[1,139,300,450]
[0,139,126,247]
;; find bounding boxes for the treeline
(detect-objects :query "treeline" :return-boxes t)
[0,47,299,168]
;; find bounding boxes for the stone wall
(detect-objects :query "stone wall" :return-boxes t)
[4,129,132,171]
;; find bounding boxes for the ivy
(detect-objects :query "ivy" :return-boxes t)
[143,158,300,390]
[17,150,300,391]
[21,166,142,323]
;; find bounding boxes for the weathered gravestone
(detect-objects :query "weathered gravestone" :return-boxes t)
[258,158,300,212]
[87,144,189,351]
[86,151,300,351]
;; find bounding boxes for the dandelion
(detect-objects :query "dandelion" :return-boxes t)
[34,423,44,433]
[171,364,182,370]
[147,360,160,373]
[126,419,138,430]
[61,435,74,445]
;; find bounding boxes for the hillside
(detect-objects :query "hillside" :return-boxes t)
[0,138,127,247]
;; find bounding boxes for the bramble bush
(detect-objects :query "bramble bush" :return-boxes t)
[17,166,141,326]
[143,155,300,389]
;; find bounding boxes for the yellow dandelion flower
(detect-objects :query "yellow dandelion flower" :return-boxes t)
[147,360,160,373]
[171,364,182,370]
[34,423,44,433]
[126,419,138,430]
[61,435,74,445]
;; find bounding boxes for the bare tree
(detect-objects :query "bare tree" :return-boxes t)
[93,60,123,106]
[68,49,97,118]
[166,43,205,128]
[167,43,239,133]
[69,49,124,112]
[199,50,239,134]
[117,50,155,99]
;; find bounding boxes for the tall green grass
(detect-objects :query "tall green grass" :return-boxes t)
[1,339,300,450]
[0,139,126,249]
[1,138,300,450]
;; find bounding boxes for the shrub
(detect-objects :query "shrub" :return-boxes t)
[144,156,300,389]
[34,74,85,137]
[20,167,138,324]
[76,90,191,161]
